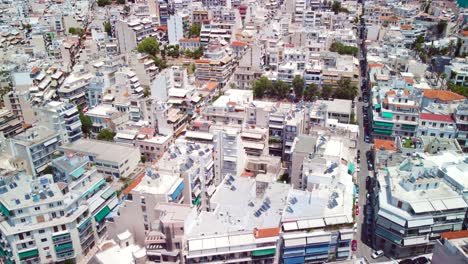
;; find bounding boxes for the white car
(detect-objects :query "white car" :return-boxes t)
[371,250,384,259]
[356,166,361,173]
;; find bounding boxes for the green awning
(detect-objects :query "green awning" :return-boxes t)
[82,178,106,198]
[0,246,5,257]
[19,249,39,259]
[0,203,10,216]
[374,121,393,127]
[192,196,201,206]
[78,217,91,231]
[348,162,355,174]
[374,129,393,135]
[101,189,115,200]
[401,125,416,130]
[52,233,70,239]
[382,112,393,119]
[70,167,85,179]
[94,206,111,222]
[375,104,381,109]
[55,242,73,252]
[252,248,276,257]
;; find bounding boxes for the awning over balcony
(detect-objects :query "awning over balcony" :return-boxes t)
[348,162,355,174]
[382,112,393,119]
[374,121,393,127]
[70,167,85,179]
[374,129,393,135]
[94,206,111,222]
[18,249,39,259]
[252,248,275,257]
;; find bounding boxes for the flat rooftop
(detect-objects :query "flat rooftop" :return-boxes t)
[188,176,290,237]
[12,126,58,146]
[60,139,138,163]
[133,173,183,195]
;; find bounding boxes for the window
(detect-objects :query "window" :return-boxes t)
[397,201,403,208]
[51,212,57,218]
[20,218,26,223]
[39,229,45,234]
[421,121,426,126]
[53,226,58,232]
[35,206,41,211]
[17,209,23,214]
[440,123,444,128]
[61,225,66,231]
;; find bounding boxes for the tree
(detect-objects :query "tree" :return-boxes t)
[188,23,202,38]
[117,0,125,4]
[331,1,341,13]
[330,42,358,56]
[97,0,111,6]
[79,112,92,136]
[437,20,447,36]
[304,83,319,101]
[141,155,147,163]
[333,78,358,100]
[143,86,150,97]
[136,37,160,56]
[97,129,116,141]
[42,165,54,175]
[68,27,84,36]
[104,21,112,36]
[273,80,290,98]
[321,85,333,99]
[253,77,273,98]
[166,45,180,58]
[292,75,304,98]
[229,82,237,89]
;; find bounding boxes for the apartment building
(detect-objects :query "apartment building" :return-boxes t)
[371,89,420,139]
[213,129,247,185]
[372,152,467,258]
[234,46,263,90]
[184,175,290,263]
[444,58,468,86]
[128,53,158,87]
[195,42,235,86]
[59,139,141,178]
[0,109,24,138]
[107,170,185,245]
[9,126,62,176]
[454,104,468,152]
[417,113,456,139]
[157,139,216,212]
[135,128,174,161]
[280,177,355,263]
[58,66,93,108]
[115,18,157,54]
[167,14,183,45]
[85,105,128,134]
[3,90,36,124]
[145,203,197,263]
[0,168,117,264]
[35,101,82,144]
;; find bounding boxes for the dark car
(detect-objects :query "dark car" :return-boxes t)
[412,257,429,264]
[399,260,412,264]
[366,176,371,189]
[367,160,374,170]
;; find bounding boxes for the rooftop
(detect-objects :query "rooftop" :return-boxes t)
[188,176,290,237]
[60,139,139,163]
[423,90,466,101]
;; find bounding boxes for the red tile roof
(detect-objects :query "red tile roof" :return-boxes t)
[157,26,168,32]
[204,81,218,91]
[404,77,414,84]
[374,139,397,151]
[254,227,280,238]
[231,41,248,47]
[420,113,455,123]
[400,24,413,30]
[179,37,200,42]
[462,30,468,37]
[423,90,466,101]
[368,63,384,69]
[441,230,468,240]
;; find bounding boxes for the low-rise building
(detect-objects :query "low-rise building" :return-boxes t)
[432,231,468,264]
[0,108,24,138]
[59,139,141,178]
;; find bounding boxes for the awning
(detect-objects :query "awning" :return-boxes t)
[374,121,393,127]
[378,210,406,226]
[375,104,381,109]
[192,196,201,206]
[19,249,39,259]
[407,218,434,228]
[382,112,393,119]
[348,162,355,174]
[169,181,184,201]
[252,248,275,256]
[70,167,85,179]
[55,242,73,252]
[82,178,106,198]
[94,206,111,222]
[101,189,115,200]
[43,137,58,147]
[0,202,10,216]
[374,129,393,135]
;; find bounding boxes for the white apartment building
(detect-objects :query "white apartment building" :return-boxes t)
[167,14,183,45]
[213,129,246,185]
[0,167,117,264]
[444,58,468,86]
[35,101,82,144]
[115,18,157,54]
[373,152,467,258]
[8,126,62,176]
[59,139,141,178]
[58,66,94,108]
[417,113,457,139]
[107,169,185,244]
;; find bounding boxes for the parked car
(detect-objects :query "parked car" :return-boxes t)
[399,259,412,264]
[366,176,371,189]
[367,160,374,170]
[351,240,358,251]
[355,205,360,216]
[364,136,370,143]
[371,250,384,259]
[412,257,429,264]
